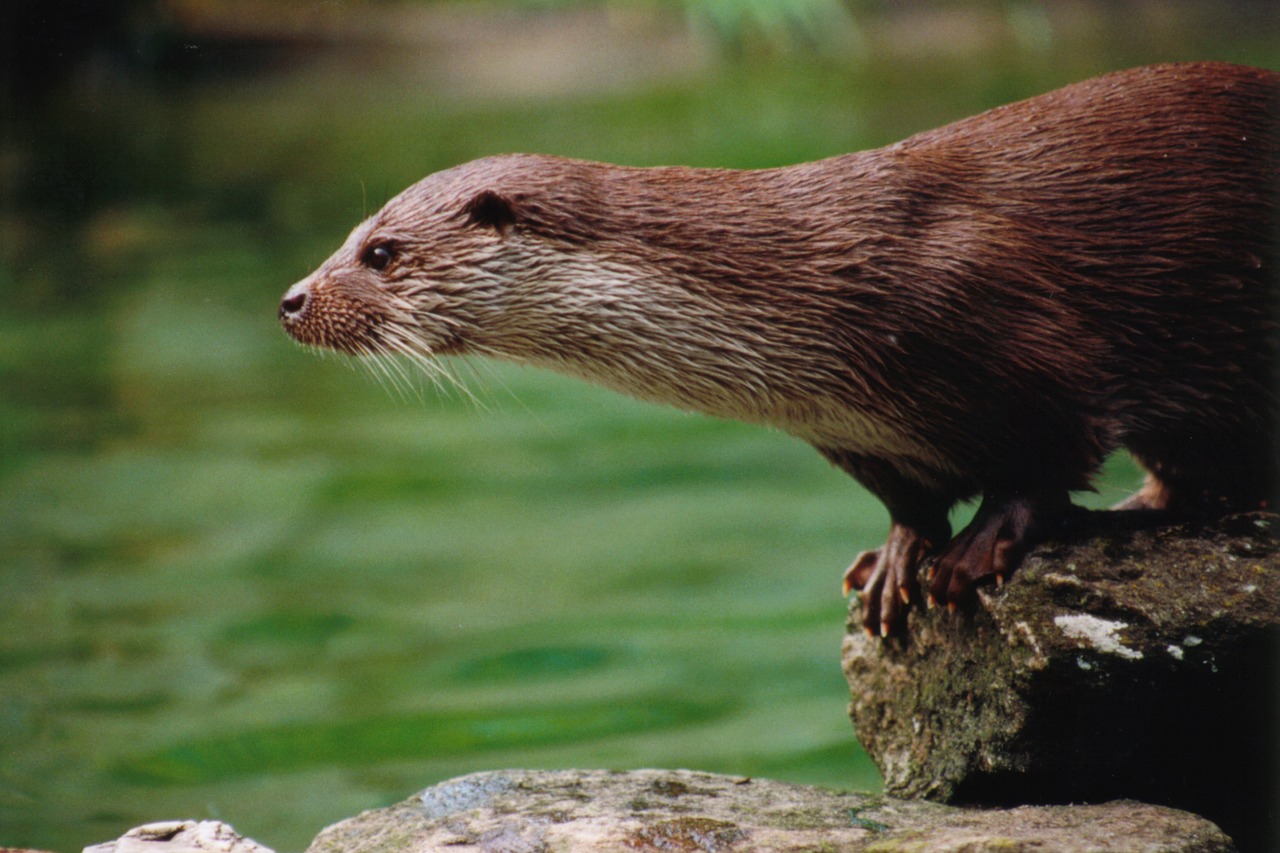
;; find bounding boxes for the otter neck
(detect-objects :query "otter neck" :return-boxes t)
[461,234,928,469]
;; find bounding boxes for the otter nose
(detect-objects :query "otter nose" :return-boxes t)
[279,280,310,321]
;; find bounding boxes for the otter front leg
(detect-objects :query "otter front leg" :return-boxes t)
[928,489,1071,608]
[818,448,953,637]
[844,516,950,637]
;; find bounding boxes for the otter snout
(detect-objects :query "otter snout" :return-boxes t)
[277,273,394,355]
[279,280,310,323]
[278,277,330,349]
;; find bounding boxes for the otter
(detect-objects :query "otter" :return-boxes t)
[279,62,1279,638]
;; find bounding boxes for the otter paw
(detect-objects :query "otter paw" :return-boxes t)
[844,522,940,638]
[927,494,1058,610]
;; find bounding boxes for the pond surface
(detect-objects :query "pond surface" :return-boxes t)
[2,5,1274,850]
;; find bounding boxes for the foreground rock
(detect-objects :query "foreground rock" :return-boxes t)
[305,768,1231,852]
[82,821,274,853]
[844,511,1280,852]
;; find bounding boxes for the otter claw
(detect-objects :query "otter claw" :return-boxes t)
[844,520,949,638]
[842,549,880,596]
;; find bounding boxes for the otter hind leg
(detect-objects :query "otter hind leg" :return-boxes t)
[1111,470,1176,511]
[1119,438,1277,514]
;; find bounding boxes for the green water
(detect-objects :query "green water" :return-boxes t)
[3,7,1275,850]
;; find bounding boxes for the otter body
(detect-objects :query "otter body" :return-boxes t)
[280,62,1280,636]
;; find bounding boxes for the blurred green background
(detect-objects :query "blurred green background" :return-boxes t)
[2,0,1276,849]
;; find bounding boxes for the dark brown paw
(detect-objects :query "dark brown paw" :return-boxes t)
[844,521,944,638]
[928,492,1066,609]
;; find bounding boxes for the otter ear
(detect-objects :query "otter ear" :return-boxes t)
[461,190,519,234]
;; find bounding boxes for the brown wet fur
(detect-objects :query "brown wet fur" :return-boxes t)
[280,63,1280,637]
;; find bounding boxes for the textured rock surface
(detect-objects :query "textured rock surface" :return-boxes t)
[82,821,275,853]
[843,511,1280,852]
[305,768,1233,852]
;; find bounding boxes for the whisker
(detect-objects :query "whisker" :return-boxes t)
[381,332,441,390]
[365,354,399,399]
[435,356,490,413]
[359,327,495,411]
[361,351,408,401]
[449,356,497,409]
[393,350,446,401]
[462,357,519,412]
[386,353,429,404]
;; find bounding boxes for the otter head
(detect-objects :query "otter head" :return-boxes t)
[278,157,556,369]
[278,154,744,410]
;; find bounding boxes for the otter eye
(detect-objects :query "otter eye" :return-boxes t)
[362,243,395,271]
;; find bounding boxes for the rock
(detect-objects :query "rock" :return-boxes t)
[82,821,275,853]
[843,511,1280,852]
[305,768,1233,852]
